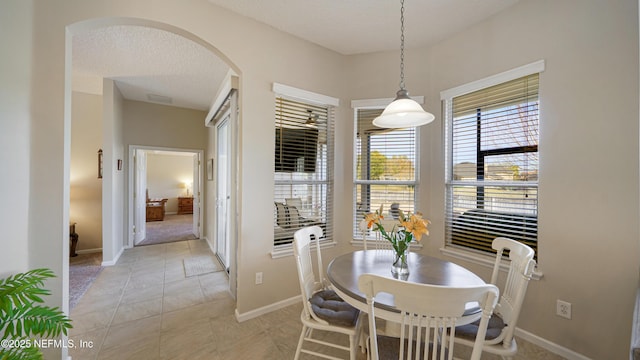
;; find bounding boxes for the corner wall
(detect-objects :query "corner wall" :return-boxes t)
[347,0,639,358]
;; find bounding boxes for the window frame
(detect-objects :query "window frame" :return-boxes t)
[350,98,423,245]
[441,61,545,263]
[271,83,338,258]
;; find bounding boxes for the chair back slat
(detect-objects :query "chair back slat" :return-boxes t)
[293,226,363,360]
[359,274,499,360]
[490,237,536,347]
[359,218,402,251]
[293,226,326,322]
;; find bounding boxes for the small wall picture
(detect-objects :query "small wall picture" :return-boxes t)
[207,158,214,181]
[98,149,103,179]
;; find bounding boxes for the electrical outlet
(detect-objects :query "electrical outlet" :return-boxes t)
[556,299,571,319]
[255,272,263,285]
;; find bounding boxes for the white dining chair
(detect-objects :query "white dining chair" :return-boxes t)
[358,273,499,360]
[293,225,363,360]
[453,237,536,359]
[359,218,399,251]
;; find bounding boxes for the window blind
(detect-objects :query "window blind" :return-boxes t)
[274,96,334,247]
[354,108,417,238]
[445,74,539,256]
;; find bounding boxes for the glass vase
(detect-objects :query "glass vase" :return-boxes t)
[391,246,410,279]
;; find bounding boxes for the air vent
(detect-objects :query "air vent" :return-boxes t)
[147,93,173,104]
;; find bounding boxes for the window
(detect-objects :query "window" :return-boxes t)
[442,62,543,257]
[273,84,335,248]
[353,107,418,239]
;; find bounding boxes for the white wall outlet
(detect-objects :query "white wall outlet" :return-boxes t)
[556,299,571,319]
[255,272,263,285]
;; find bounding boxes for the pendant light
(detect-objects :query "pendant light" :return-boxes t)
[373,0,435,128]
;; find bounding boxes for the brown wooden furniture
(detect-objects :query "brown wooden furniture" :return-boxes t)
[69,222,78,257]
[178,197,193,214]
[146,198,167,221]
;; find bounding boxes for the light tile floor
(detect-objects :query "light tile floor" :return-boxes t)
[69,240,565,359]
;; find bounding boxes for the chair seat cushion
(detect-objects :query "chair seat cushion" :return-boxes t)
[309,289,359,327]
[455,313,506,341]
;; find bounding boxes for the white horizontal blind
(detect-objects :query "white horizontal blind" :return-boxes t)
[354,108,417,238]
[274,96,333,247]
[445,74,539,256]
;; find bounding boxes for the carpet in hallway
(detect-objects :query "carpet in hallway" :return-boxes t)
[137,214,197,246]
[69,252,103,310]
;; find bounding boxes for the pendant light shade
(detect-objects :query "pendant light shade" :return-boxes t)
[372,89,435,128]
[373,0,434,128]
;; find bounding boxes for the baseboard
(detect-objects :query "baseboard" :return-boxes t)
[75,248,102,255]
[202,237,214,253]
[234,295,301,323]
[101,247,124,266]
[515,327,591,360]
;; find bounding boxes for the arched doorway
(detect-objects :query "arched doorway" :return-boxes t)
[65,17,241,310]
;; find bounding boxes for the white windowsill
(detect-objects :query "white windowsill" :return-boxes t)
[270,241,338,259]
[349,239,424,250]
[439,246,543,280]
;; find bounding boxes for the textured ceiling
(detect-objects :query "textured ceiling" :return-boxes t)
[72,1,521,111]
[72,25,229,111]
[207,0,521,55]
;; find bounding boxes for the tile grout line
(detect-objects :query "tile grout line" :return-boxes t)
[90,260,133,359]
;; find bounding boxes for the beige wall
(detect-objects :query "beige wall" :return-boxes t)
[348,0,639,358]
[146,153,194,214]
[122,100,207,150]
[101,79,126,264]
[70,91,103,251]
[0,0,33,276]
[4,0,638,358]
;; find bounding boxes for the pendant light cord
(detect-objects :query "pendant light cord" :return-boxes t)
[399,0,406,91]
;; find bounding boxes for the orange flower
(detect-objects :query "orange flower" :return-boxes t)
[364,204,386,228]
[364,212,381,229]
[400,212,430,241]
[364,205,430,249]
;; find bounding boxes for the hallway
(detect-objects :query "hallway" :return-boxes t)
[68,239,304,359]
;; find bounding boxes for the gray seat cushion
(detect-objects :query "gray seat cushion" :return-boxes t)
[455,313,506,341]
[309,289,359,327]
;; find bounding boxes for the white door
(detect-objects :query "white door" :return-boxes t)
[192,153,200,238]
[216,115,231,270]
[134,149,147,244]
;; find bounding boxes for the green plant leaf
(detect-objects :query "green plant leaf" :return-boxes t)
[0,268,72,355]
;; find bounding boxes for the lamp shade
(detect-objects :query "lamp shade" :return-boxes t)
[373,90,435,128]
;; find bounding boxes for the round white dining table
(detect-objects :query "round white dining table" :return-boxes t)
[326,249,486,323]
